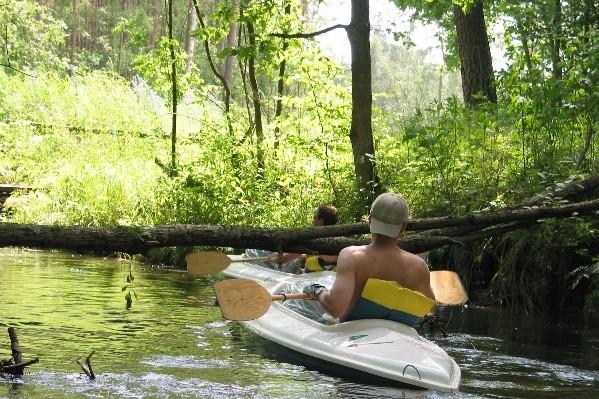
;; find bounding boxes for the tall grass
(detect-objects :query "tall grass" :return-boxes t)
[0,70,353,227]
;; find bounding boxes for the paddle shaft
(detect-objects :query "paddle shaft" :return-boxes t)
[231,256,272,263]
[186,251,277,276]
[272,293,311,302]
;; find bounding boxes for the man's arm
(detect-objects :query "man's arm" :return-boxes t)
[314,248,356,318]
[417,265,437,314]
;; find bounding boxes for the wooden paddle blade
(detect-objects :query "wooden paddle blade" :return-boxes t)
[430,271,468,305]
[186,251,231,276]
[214,279,272,321]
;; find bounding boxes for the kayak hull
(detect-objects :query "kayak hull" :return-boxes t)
[222,256,461,393]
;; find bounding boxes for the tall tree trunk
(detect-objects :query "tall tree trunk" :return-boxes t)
[550,0,562,81]
[437,64,444,117]
[70,0,79,64]
[273,2,291,150]
[184,0,197,74]
[517,20,534,76]
[223,0,240,97]
[576,117,595,169]
[168,0,178,176]
[149,0,164,48]
[302,0,309,18]
[116,0,129,75]
[246,20,265,177]
[346,0,379,211]
[192,0,236,152]
[452,0,497,107]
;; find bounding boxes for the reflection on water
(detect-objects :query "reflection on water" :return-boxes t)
[0,248,598,398]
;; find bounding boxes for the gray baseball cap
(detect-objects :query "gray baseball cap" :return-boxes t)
[369,192,409,238]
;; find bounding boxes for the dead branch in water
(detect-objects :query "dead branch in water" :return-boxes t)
[76,350,96,380]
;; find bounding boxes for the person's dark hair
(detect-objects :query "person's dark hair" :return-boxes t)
[314,205,338,226]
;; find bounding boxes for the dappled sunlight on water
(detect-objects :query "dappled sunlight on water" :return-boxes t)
[1,248,598,398]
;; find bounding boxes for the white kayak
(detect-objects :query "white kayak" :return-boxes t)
[221,256,461,393]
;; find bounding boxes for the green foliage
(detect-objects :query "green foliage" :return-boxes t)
[488,219,598,314]
[0,1,67,72]
[0,68,353,228]
[0,70,162,134]
[375,98,518,216]
[133,36,199,101]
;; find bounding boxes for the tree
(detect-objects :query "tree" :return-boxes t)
[453,0,496,106]
[222,0,240,95]
[271,0,380,211]
[392,0,497,107]
[347,0,380,207]
[244,17,265,176]
[184,0,198,73]
[168,0,178,176]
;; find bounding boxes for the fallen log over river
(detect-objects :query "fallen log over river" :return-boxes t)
[1,198,598,255]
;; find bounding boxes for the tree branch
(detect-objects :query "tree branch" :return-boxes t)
[191,0,231,112]
[270,24,347,39]
[0,63,35,78]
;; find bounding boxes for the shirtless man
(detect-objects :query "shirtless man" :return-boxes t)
[303,193,435,320]
[268,204,339,267]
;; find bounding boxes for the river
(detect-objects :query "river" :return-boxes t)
[1,248,597,398]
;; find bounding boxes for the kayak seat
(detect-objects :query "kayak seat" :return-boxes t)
[304,255,337,273]
[345,278,435,327]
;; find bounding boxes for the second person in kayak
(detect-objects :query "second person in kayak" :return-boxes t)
[268,204,339,272]
[303,192,436,321]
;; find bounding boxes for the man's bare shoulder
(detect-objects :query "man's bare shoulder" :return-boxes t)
[339,245,368,256]
[337,245,368,270]
[402,250,431,272]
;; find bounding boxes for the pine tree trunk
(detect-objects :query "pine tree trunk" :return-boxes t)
[223,0,240,94]
[184,0,197,74]
[70,0,79,64]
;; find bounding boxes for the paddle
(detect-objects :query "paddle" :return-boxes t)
[430,270,468,305]
[185,251,272,276]
[185,251,468,305]
[187,251,468,305]
[214,279,309,321]
[214,274,467,322]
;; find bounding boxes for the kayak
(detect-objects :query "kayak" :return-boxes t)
[221,255,461,393]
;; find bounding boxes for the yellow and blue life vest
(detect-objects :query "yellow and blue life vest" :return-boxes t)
[304,256,337,273]
[345,278,435,326]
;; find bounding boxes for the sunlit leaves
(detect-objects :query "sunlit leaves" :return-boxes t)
[0,1,67,72]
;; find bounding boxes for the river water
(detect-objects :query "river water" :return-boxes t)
[0,248,597,398]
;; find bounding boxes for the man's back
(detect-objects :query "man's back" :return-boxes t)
[303,192,436,321]
[336,243,435,320]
